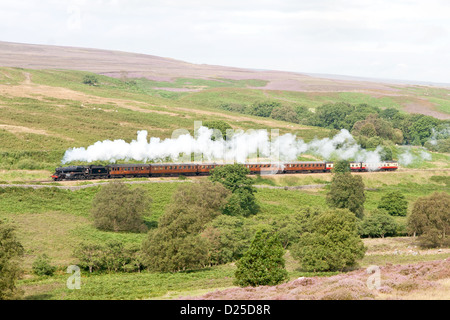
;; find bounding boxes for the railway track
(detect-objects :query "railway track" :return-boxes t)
[1,167,447,191]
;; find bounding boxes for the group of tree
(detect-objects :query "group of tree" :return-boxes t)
[141,165,262,273]
[217,101,311,125]
[74,240,143,273]
[141,180,232,272]
[312,103,450,147]
[218,100,450,148]
[74,163,448,290]
[326,161,409,239]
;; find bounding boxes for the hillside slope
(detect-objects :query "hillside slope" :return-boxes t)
[1,41,449,120]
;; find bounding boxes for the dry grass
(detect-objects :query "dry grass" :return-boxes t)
[7,211,90,269]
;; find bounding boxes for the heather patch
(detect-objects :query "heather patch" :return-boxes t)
[183,259,450,300]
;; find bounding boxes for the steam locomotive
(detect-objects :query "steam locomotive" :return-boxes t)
[51,160,398,181]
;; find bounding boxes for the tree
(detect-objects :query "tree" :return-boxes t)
[379,146,393,161]
[142,181,231,272]
[358,122,377,138]
[91,182,151,233]
[270,105,299,123]
[73,242,105,273]
[291,209,366,272]
[311,102,354,130]
[327,172,365,218]
[294,105,313,124]
[267,212,312,249]
[210,164,260,217]
[248,101,282,118]
[332,160,351,174]
[157,181,231,237]
[408,192,450,248]
[82,74,99,86]
[234,230,288,287]
[0,221,24,300]
[358,209,398,238]
[201,215,253,266]
[378,191,408,216]
[202,120,233,141]
[32,254,56,276]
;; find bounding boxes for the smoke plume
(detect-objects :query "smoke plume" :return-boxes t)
[61,127,412,166]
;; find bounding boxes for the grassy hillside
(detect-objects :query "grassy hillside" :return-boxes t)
[0,63,449,300]
[1,66,449,172]
[0,169,447,300]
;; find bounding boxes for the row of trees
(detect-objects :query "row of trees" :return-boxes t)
[218,101,450,150]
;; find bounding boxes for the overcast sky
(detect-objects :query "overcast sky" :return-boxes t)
[0,0,449,83]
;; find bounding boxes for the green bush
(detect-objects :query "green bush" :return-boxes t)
[0,221,24,299]
[327,172,365,219]
[358,209,398,238]
[32,254,56,276]
[378,191,408,216]
[91,182,151,233]
[74,241,144,273]
[234,230,288,287]
[291,209,366,272]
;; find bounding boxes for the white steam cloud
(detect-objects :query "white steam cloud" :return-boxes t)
[61,126,429,166]
[398,148,432,166]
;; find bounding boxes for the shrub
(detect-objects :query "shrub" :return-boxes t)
[91,182,151,233]
[234,230,288,287]
[358,209,398,238]
[82,74,99,86]
[0,221,24,299]
[32,254,56,276]
[291,209,366,272]
[378,191,408,216]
